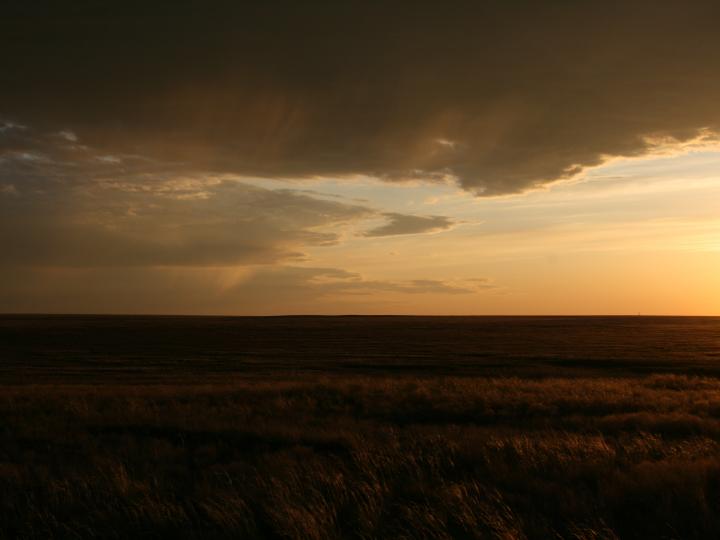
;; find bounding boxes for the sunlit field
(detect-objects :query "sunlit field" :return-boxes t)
[3,316,720,539]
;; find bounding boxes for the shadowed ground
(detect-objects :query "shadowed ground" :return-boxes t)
[2,316,720,538]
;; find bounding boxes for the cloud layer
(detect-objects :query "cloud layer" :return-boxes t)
[0,124,479,311]
[3,2,720,194]
[0,124,454,268]
[0,266,492,314]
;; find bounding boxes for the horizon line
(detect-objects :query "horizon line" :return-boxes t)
[2,312,719,318]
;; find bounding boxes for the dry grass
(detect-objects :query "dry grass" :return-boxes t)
[2,374,720,538]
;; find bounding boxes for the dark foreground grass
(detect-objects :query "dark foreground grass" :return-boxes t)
[4,374,720,539]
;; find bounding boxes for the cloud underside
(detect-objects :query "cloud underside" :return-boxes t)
[3,2,720,195]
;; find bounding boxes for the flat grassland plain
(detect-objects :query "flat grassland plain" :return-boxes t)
[2,316,720,539]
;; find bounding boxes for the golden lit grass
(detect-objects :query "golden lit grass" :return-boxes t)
[3,374,720,538]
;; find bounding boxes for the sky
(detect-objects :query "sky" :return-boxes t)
[1,1,719,315]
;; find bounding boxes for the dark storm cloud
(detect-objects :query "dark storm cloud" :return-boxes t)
[3,1,720,195]
[362,213,455,237]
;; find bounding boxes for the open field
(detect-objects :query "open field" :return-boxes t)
[2,315,720,539]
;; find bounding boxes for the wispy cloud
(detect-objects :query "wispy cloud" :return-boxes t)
[0,265,495,314]
[0,126,463,267]
[361,213,455,237]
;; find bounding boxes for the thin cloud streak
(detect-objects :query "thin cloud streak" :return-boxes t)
[361,213,456,238]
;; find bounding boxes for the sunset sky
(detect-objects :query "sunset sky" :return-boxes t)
[2,1,720,315]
